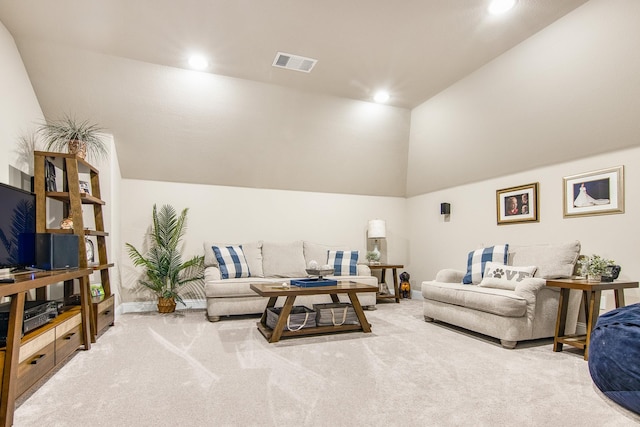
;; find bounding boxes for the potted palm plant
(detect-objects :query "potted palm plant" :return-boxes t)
[38,114,108,163]
[126,204,204,313]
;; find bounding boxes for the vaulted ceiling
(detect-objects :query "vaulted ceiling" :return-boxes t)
[0,0,589,196]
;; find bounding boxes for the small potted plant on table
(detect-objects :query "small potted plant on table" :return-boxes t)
[578,254,615,282]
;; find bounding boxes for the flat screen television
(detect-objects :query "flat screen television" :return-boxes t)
[0,182,36,271]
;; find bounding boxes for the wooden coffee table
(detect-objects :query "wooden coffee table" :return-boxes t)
[250,281,378,343]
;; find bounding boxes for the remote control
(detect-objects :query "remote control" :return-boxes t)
[0,277,16,283]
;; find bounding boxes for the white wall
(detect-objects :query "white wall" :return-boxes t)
[407,146,640,306]
[406,0,640,196]
[117,179,407,304]
[0,20,44,184]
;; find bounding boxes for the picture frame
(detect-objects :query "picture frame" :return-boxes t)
[496,182,539,225]
[45,159,57,192]
[79,180,91,195]
[563,166,624,217]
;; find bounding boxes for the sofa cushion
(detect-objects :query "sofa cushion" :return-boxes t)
[204,240,264,277]
[328,250,358,276]
[423,281,527,318]
[204,276,280,297]
[509,241,580,279]
[262,241,307,278]
[478,262,537,291]
[213,245,251,279]
[463,245,509,285]
[303,241,348,267]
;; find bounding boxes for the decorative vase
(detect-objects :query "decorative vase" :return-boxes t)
[587,274,602,283]
[68,139,87,160]
[60,215,73,229]
[157,297,176,313]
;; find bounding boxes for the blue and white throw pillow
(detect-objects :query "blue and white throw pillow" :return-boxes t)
[327,250,358,276]
[212,245,251,279]
[462,244,509,285]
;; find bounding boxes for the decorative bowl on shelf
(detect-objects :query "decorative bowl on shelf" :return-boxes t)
[306,268,334,278]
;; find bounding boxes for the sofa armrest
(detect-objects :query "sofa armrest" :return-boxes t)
[435,269,465,283]
[514,278,547,302]
[204,266,221,281]
[357,264,372,276]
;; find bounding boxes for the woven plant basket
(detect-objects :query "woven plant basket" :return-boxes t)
[68,139,87,160]
[157,297,176,313]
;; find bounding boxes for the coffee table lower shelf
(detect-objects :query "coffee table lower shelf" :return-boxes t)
[250,281,378,343]
[256,321,370,341]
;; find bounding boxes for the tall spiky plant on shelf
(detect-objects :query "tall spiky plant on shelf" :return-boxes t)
[38,114,108,163]
[126,204,204,313]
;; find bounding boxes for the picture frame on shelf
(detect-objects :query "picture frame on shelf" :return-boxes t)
[85,237,95,264]
[496,182,539,225]
[45,159,56,191]
[563,166,624,218]
[90,283,105,297]
[79,180,91,194]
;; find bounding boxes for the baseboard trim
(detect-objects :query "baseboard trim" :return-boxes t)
[120,299,206,314]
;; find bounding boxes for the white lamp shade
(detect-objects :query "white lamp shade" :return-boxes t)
[367,219,386,239]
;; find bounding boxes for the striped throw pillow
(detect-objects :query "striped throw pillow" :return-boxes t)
[213,245,250,279]
[462,244,509,285]
[327,250,358,276]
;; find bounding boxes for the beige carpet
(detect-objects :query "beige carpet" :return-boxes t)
[14,299,640,426]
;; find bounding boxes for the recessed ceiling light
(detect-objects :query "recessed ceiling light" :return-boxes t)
[188,54,209,70]
[374,91,390,103]
[488,0,516,15]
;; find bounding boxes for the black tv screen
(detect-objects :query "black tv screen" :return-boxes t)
[0,182,36,270]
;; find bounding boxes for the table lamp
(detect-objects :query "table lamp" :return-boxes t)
[367,219,386,262]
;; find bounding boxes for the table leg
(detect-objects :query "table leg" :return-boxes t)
[614,289,626,308]
[330,293,340,303]
[584,290,602,361]
[392,268,400,303]
[270,295,296,343]
[78,275,92,350]
[0,292,25,427]
[553,288,570,352]
[347,291,371,333]
[260,296,278,325]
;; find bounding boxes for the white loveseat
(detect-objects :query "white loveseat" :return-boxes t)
[421,241,583,349]
[203,240,377,322]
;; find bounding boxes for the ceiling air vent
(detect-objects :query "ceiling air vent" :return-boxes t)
[272,52,317,73]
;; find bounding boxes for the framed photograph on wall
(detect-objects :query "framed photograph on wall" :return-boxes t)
[496,182,539,225]
[563,166,624,217]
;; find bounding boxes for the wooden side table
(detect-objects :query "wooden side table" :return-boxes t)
[546,278,639,361]
[369,264,404,303]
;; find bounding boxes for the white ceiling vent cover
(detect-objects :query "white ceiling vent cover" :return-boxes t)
[272,52,317,73]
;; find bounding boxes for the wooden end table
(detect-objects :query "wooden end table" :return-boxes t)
[369,264,404,303]
[546,278,639,361]
[250,281,378,343]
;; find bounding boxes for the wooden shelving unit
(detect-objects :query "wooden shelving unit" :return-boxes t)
[33,151,115,342]
[0,269,93,427]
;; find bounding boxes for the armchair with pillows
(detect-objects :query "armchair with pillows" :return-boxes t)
[421,241,583,348]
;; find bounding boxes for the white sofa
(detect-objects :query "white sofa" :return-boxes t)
[203,240,377,322]
[421,241,583,349]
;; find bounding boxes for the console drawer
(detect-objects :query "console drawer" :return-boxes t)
[93,294,114,334]
[55,311,82,364]
[17,329,55,397]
